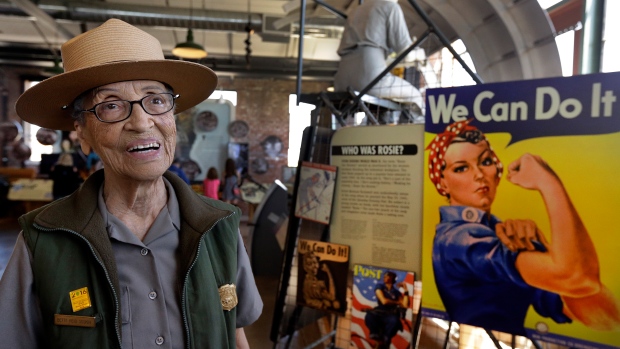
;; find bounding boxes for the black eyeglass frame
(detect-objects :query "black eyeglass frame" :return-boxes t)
[79,93,179,124]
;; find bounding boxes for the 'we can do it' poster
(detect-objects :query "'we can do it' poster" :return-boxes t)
[421,72,620,349]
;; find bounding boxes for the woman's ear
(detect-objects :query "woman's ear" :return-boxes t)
[74,121,91,155]
[439,175,450,196]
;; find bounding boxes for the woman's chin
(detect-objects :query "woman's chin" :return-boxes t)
[475,200,492,213]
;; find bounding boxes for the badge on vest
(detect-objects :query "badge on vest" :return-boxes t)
[219,284,238,311]
[69,287,92,312]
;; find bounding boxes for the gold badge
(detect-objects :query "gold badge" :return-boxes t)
[218,284,238,311]
[69,287,92,312]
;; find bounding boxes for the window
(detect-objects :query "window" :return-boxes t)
[23,80,55,163]
[556,29,576,76]
[425,39,477,88]
[602,0,620,73]
[209,90,237,106]
[288,94,316,167]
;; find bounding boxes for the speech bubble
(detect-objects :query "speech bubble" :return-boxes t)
[424,71,620,146]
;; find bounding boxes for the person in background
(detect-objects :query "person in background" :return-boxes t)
[168,158,190,184]
[0,19,262,348]
[204,166,221,200]
[85,150,102,174]
[334,0,422,107]
[50,152,82,200]
[222,158,241,205]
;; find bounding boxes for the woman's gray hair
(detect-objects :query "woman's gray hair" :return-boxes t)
[70,91,89,125]
[70,83,175,125]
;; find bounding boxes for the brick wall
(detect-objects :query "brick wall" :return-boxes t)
[219,76,330,184]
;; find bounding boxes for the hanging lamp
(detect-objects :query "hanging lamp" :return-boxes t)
[44,56,64,76]
[173,0,207,59]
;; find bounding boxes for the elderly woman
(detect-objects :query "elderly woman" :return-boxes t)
[0,19,262,348]
[427,119,620,335]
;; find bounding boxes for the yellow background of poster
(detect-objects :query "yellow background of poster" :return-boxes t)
[422,130,620,347]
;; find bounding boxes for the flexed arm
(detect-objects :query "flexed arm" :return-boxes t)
[507,154,620,329]
[507,153,598,296]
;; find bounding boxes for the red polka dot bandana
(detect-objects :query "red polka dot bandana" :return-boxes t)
[426,119,503,196]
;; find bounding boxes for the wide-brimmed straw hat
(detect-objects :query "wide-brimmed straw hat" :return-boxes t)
[15,18,217,131]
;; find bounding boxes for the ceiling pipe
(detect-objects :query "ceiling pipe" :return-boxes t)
[0,0,344,34]
[8,0,73,39]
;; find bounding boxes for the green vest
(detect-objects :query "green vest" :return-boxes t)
[19,170,240,348]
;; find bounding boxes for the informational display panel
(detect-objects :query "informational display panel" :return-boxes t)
[330,124,425,273]
[421,72,620,348]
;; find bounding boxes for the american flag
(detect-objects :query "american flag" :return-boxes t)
[350,266,415,349]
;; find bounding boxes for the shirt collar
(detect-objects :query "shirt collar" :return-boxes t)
[97,177,181,245]
[439,205,499,227]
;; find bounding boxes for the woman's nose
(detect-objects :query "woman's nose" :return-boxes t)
[472,165,484,179]
[125,104,154,130]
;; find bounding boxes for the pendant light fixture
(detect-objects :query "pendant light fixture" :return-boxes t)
[44,54,64,76]
[33,21,64,76]
[173,0,207,59]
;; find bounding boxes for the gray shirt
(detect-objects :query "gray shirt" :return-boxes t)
[0,178,262,348]
[336,0,412,58]
[333,0,422,103]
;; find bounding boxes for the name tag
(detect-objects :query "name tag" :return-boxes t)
[54,314,97,328]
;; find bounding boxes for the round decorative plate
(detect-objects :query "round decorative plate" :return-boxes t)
[228,120,249,138]
[36,128,58,145]
[195,111,218,132]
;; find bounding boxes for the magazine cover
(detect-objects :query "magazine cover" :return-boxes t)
[294,161,337,224]
[296,239,349,315]
[351,264,415,349]
[421,72,620,349]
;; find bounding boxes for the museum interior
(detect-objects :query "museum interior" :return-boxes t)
[1,0,619,348]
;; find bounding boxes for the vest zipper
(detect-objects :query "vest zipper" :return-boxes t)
[181,210,235,349]
[33,223,122,349]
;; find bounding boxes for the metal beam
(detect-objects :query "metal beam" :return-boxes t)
[579,0,605,74]
[9,0,73,39]
[296,0,307,105]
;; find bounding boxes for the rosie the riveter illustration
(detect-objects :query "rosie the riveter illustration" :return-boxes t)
[426,119,620,336]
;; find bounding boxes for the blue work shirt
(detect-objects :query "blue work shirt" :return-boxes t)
[375,283,402,311]
[433,206,571,335]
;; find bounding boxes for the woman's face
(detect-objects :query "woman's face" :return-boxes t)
[74,80,176,183]
[440,141,499,213]
[304,255,319,275]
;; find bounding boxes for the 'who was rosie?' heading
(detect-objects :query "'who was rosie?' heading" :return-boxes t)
[425,71,620,144]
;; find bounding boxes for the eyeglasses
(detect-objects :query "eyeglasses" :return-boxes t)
[80,93,179,123]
